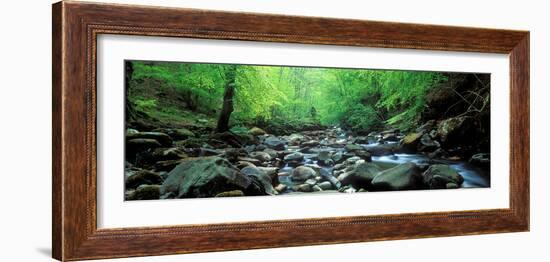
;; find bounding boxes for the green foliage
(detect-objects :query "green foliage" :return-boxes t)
[344,104,381,131]
[229,126,250,135]
[127,60,447,132]
[134,98,157,111]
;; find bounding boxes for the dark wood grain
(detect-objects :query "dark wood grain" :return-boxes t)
[52,1,530,261]
[52,2,63,260]
[509,34,530,226]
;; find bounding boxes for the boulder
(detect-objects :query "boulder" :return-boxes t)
[177,137,208,149]
[126,128,140,135]
[338,162,381,190]
[222,148,246,162]
[304,178,318,186]
[257,166,279,178]
[366,144,395,156]
[354,150,372,162]
[317,150,331,161]
[437,116,475,145]
[371,162,423,191]
[291,166,317,181]
[173,128,195,140]
[160,157,269,198]
[126,138,162,158]
[262,148,278,159]
[422,164,464,189]
[419,134,440,152]
[288,133,305,145]
[446,182,459,189]
[264,136,286,150]
[125,168,138,179]
[284,152,304,162]
[244,145,256,153]
[400,132,423,151]
[127,131,173,146]
[319,168,341,189]
[331,151,344,163]
[249,151,272,162]
[241,166,278,195]
[125,170,163,189]
[337,171,354,186]
[150,147,188,162]
[354,136,369,144]
[317,181,333,190]
[334,163,346,170]
[249,127,267,136]
[322,159,335,166]
[469,153,490,168]
[302,140,320,147]
[317,150,334,166]
[345,156,362,165]
[127,185,160,200]
[296,184,313,192]
[235,160,256,170]
[275,184,288,193]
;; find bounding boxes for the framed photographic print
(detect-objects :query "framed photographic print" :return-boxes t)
[52,1,529,261]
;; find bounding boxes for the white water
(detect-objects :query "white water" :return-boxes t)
[277,137,490,192]
[372,153,490,188]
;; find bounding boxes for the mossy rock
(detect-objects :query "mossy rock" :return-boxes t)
[125,170,163,189]
[160,156,269,198]
[249,127,267,136]
[127,185,161,200]
[400,132,423,151]
[422,164,464,189]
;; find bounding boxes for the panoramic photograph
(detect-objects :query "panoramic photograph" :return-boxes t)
[124,60,491,201]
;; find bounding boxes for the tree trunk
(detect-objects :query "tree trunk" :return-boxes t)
[125,61,137,124]
[216,65,237,133]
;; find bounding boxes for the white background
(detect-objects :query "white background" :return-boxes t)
[0,0,547,261]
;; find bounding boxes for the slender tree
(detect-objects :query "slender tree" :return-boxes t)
[216,65,237,132]
[125,61,137,124]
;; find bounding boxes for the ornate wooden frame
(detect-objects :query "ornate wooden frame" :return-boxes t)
[52,1,530,261]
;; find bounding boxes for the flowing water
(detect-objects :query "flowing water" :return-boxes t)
[276,129,489,193]
[371,153,489,188]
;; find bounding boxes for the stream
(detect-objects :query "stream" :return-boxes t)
[276,128,489,193]
[125,125,491,200]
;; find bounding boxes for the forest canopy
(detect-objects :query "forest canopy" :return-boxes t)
[128,61,448,133]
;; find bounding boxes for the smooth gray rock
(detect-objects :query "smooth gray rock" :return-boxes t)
[160,157,269,198]
[371,162,423,191]
[422,164,464,189]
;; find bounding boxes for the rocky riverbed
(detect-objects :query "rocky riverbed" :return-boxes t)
[124,120,490,200]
